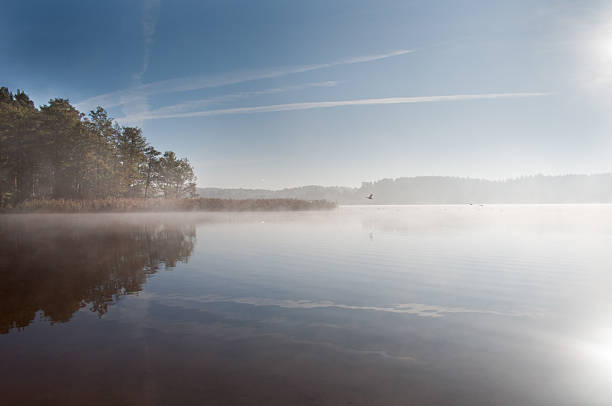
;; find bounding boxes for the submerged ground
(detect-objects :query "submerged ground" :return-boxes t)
[1,206,611,405]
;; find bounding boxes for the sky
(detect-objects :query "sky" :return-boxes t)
[3,0,612,189]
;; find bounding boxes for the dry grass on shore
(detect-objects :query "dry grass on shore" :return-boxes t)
[1,197,337,213]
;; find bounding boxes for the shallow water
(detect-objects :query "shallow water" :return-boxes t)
[1,206,612,405]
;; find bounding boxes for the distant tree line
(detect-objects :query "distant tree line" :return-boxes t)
[198,174,612,204]
[0,87,196,206]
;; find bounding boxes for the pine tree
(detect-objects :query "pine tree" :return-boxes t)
[0,87,198,206]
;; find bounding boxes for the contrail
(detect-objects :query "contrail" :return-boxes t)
[77,49,414,110]
[120,92,550,121]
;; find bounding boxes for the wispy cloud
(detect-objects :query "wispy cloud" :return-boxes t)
[77,49,413,110]
[119,92,550,122]
[148,81,339,116]
[122,0,161,127]
[135,0,161,83]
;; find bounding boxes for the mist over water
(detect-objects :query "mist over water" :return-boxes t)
[1,206,612,405]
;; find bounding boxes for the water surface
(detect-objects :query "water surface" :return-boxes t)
[1,206,611,405]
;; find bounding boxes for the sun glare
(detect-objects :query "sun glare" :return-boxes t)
[577,329,612,382]
[602,37,612,61]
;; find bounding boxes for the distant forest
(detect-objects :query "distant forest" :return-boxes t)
[199,174,612,204]
[0,87,196,206]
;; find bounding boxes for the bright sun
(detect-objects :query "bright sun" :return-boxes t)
[603,38,612,60]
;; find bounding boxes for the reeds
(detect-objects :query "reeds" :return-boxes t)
[1,197,337,213]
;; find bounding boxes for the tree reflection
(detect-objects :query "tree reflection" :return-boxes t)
[0,216,196,333]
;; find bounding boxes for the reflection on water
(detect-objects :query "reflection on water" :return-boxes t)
[1,207,612,405]
[0,215,195,333]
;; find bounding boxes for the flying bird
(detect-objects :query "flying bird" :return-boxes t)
[366,193,374,200]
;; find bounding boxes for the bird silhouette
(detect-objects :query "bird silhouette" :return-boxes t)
[366,193,374,200]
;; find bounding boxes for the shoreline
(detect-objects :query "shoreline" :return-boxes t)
[0,198,337,213]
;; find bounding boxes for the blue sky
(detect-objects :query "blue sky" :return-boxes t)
[3,0,612,188]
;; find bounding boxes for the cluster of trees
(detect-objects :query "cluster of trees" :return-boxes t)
[0,87,196,206]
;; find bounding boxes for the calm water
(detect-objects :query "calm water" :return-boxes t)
[1,206,612,405]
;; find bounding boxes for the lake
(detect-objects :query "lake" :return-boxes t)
[1,206,611,405]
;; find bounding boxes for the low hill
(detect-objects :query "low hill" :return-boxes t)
[198,174,612,204]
